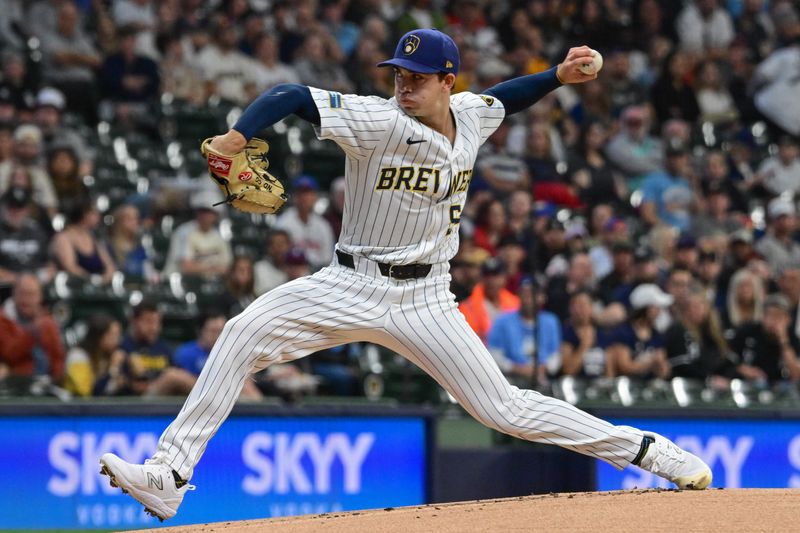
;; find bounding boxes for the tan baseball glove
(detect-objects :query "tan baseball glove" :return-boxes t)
[200,137,288,214]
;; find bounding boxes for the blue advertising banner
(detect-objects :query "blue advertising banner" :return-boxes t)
[597,418,800,490]
[0,416,427,529]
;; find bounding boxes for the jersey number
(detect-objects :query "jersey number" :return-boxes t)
[446,205,462,236]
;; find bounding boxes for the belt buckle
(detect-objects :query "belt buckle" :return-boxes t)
[388,264,397,278]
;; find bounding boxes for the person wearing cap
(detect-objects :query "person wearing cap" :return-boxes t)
[605,105,664,181]
[637,138,696,231]
[33,87,93,175]
[275,175,335,271]
[755,197,800,274]
[162,189,232,277]
[459,257,520,344]
[606,283,671,379]
[449,245,490,303]
[284,247,311,281]
[673,233,699,272]
[609,245,662,309]
[728,293,800,385]
[487,276,561,386]
[0,127,59,214]
[0,185,54,301]
[102,28,714,520]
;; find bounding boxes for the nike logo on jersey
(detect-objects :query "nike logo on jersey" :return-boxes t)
[406,137,426,145]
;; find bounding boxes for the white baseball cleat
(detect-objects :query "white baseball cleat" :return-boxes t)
[99,453,194,521]
[638,432,712,490]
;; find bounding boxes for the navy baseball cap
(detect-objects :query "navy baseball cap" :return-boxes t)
[377,29,460,75]
[292,175,319,191]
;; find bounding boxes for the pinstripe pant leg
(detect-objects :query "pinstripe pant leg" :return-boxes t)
[151,266,384,480]
[378,277,644,469]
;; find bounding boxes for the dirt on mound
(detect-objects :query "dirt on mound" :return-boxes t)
[138,489,798,533]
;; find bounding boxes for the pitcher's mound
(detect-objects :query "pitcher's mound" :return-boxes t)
[140,489,798,532]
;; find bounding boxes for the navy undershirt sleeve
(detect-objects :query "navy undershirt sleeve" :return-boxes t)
[232,83,321,140]
[483,67,562,116]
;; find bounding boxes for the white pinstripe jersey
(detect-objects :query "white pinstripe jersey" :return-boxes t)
[309,87,506,265]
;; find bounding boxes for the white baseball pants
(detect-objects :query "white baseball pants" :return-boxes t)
[153,258,644,480]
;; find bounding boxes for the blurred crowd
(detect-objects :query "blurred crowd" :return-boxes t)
[1,0,800,404]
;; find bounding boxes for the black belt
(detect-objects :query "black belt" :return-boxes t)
[336,250,432,280]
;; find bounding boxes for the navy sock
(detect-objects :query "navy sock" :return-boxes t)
[632,435,655,466]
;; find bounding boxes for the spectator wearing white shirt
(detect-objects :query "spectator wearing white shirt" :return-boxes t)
[162,190,232,277]
[676,0,735,57]
[275,176,335,272]
[194,15,259,105]
[755,136,800,196]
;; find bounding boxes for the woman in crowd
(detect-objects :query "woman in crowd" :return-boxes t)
[560,290,608,378]
[47,147,88,215]
[64,314,126,397]
[107,203,154,281]
[51,195,116,283]
[221,255,258,317]
[722,268,765,334]
[472,197,508,256]
[664,290,735,383]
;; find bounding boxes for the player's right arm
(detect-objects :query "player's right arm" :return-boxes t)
[482,46,598,116]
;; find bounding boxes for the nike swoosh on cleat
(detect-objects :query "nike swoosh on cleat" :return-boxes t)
[406,138,426,145]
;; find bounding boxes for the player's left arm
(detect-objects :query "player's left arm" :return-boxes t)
[483,46,598,115]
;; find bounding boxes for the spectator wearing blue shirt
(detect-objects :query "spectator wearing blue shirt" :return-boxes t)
[173,312,227,376]
[119,301,194,397]
[488,277,561,385]
[638,140,696,231]
[606,284,672,379]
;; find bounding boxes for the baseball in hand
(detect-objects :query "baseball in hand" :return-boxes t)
[579,50,603,75]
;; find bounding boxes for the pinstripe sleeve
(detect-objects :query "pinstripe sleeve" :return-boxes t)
[452,92,506,146]
[308,87,396,159]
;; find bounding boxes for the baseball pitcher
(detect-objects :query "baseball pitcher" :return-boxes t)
[100,29,711,521]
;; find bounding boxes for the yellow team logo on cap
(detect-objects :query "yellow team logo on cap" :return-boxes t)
[445,60,454,69]
[403,35,420,55]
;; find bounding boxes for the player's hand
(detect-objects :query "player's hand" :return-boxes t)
[209,130,247,155]
[556,46,598,84]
